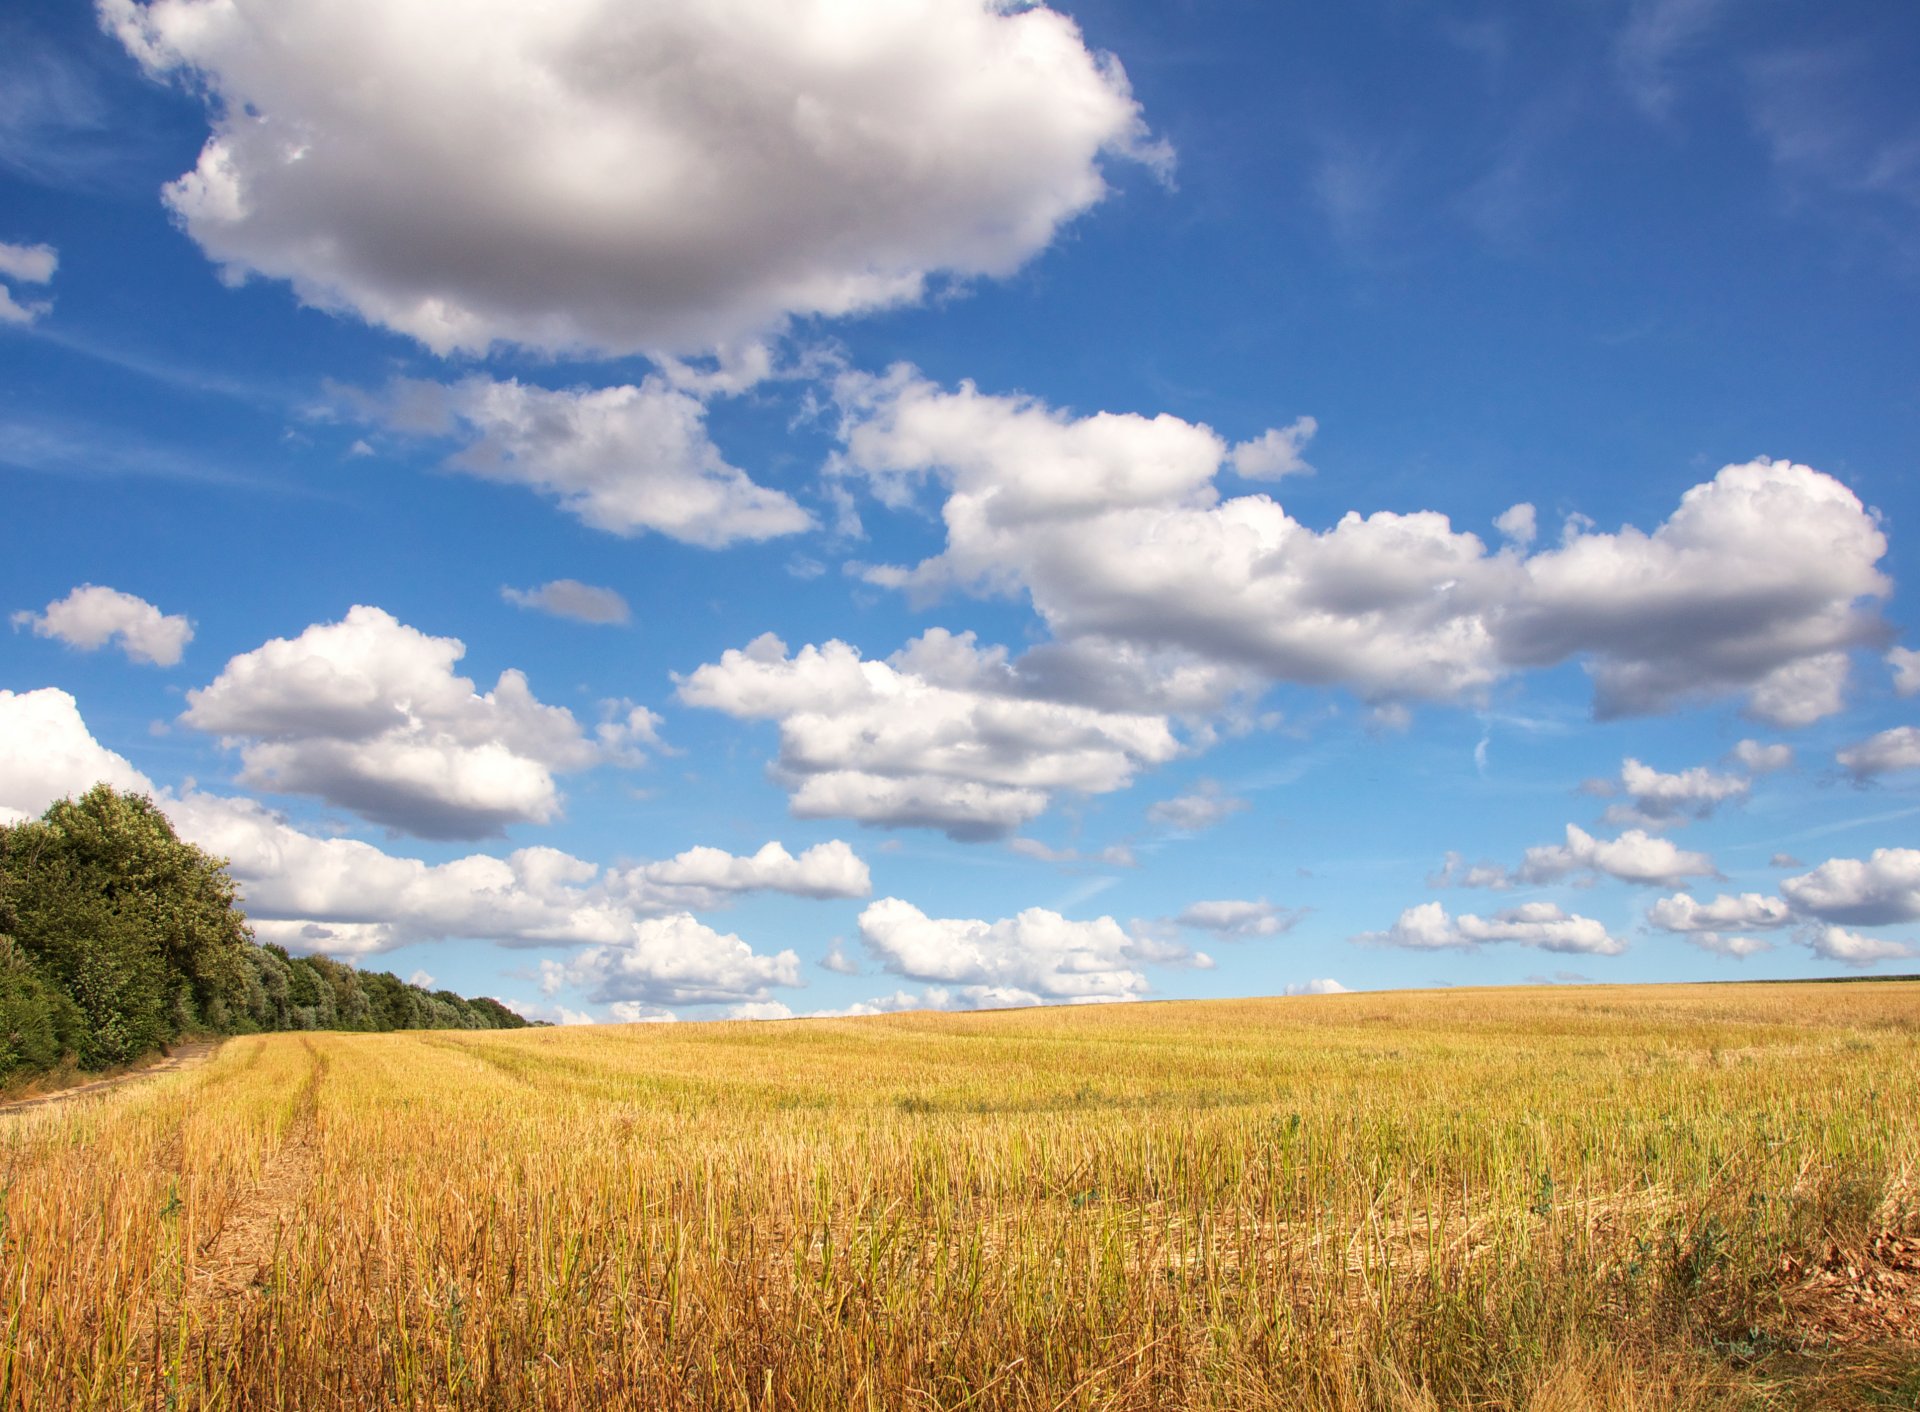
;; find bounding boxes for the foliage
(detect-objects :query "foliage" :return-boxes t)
[0,785,527,1085]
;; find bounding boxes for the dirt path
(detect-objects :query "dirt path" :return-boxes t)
[187,1044,324,1306]
[0,1041,221,1118]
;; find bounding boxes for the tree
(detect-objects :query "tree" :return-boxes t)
[0,784,534,1085]
[0,785,254,1067]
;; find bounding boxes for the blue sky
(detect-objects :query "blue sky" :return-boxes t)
[3,0,1918,1022]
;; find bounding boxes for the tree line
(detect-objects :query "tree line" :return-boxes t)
[0,784,532,1087]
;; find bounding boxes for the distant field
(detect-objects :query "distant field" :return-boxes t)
[3,984,1917,1410]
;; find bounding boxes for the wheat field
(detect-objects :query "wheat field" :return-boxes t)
[3,982,1917,1410]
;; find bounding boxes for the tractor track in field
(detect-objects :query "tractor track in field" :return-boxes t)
[187,1041,325,1306]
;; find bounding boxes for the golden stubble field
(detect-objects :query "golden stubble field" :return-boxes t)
[3,983,1918,1410]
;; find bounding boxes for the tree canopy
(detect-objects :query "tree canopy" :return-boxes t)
[0,784,531,1086]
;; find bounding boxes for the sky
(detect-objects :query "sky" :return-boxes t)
[2,0,1918,1024]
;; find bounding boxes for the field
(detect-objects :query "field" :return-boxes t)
[3,984,1918,1410]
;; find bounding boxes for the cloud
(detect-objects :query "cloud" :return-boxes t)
[1227,416,1317,480]
[0,686,825,1006]
[1781,850,1920,926]
[1428,852,1519,890]
[677,628,1181,839]
[819,938,861,976]
[1730,739,1794,774]
[1683,932,1775,958]
[1517,824,1717,888]
[1007,837,1137,868]
[633,840,870,903]
[12,583,193,666]
[1891,647,1920,696]
[1615,0,1724,120]
[1838,726,1920,782]
[1744,44,1920,259]
[1645,892,1794,933]
[366,377,811,547]
[1284,977,1349,996]
[1146,778,1249,832]
[726,1001,796,1022]
[1805,925,1918,968]
[182,605,657,838]
[1174,898,1300,939]
[0,687,153,824]
[552,914,801,1008]
[1494,503,1537,547]
[104,0,1164,356]
[856,898,1151,1004]
[1356,900,1626,955]
[1588,755,1749,828]
[173,811,839,1009]
[836,371,1890,725]
[1454,824,1718,890]
[501,580,630,626]
[0,239,55,324]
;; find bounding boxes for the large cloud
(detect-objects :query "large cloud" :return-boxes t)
[0,687,153,824]
[855,897,1151,1003]
[0,686,827,1006]
[836,370,1891,724]
[103,0,1164,355]
[1355,900,1626,955]
[677,628,1181,838]
[1781,850,1920,926]
[182,606,659,838]
[367,377,811,546]
[168,789,860,958]
[12,584,193,666]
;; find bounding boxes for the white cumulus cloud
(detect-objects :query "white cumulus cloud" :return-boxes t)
[835,372,1890,726]
[0,687,154,824]
[1285,977,1350,996]
[182,605,657,839]
[1356,900,1626,955]
[104,0,1164,355]
[1781,850,1920,926]
[367,377,811,547]
[677,628,1181,839]
[13,584,193,666]
[1588,755,1749,829]
[856,897,1150,1004]
[1227,416,1317,480]
[1518,824,1718,887]
[1805,925,1918,968]
[1645,892,1793,933]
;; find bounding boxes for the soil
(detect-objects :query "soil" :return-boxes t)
[0,1041,221,1118]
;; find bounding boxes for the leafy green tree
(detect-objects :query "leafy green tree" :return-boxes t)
[1,784,533,1085]
[0,786,252,1066]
